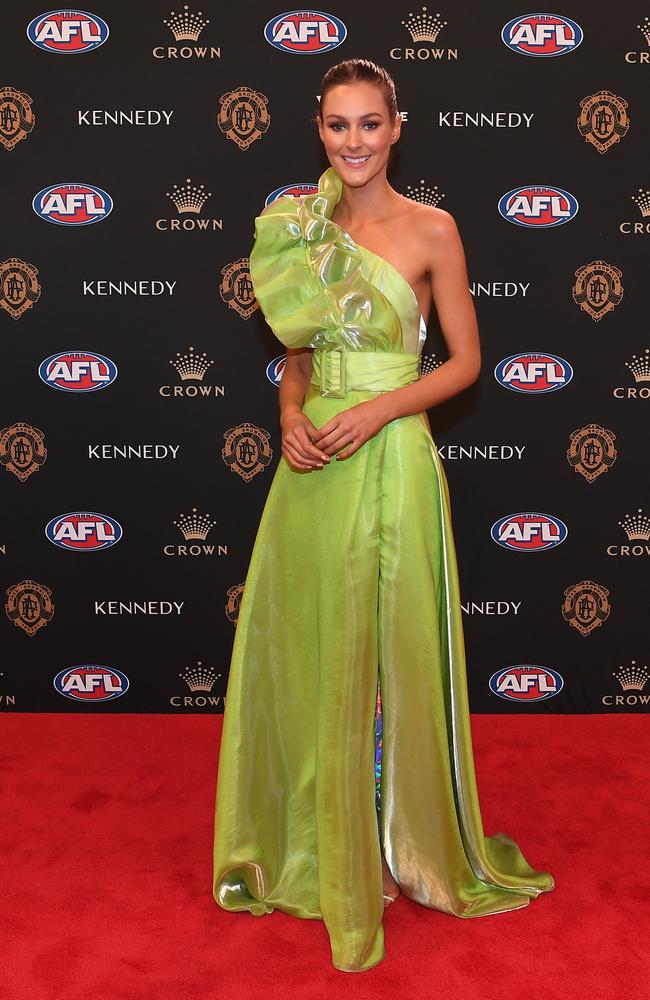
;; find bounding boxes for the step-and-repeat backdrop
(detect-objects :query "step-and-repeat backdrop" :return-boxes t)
[2,5,647,714]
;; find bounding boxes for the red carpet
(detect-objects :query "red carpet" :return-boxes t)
[1,713,647,999]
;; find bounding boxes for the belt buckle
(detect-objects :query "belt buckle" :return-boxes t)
[320,346,346,398]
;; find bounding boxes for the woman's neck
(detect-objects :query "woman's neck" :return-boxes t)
[332,170,397,229]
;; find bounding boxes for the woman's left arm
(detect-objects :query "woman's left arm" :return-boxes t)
[380,210,481,422]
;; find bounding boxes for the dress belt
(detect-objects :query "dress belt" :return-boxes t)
[309,346,421,398]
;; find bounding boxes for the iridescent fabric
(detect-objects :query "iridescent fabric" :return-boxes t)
[212,166,555,972]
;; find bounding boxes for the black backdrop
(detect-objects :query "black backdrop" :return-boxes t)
[2,3,647,714]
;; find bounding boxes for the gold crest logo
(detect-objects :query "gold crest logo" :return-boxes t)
[217,86,270,150]
[0,257,41,319]
[219,257,257,318]
[577,89,629,153]
[567,423,616,482]
[225,582,245,624]
[566,424,616,483]
[222,422,272,481]
[0,422,47,481]
[562,579,610,636]
[0,86,36,151]
[572,260,623,321]
[5,579,54,636]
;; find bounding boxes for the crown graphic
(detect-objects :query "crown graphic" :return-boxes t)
[173,507,217,540]
[624,346,650,382]
[405,178,446,208]
[630,187,650,217]
[169,346,214,381]
[419,353,443,377]
[637,16,650,46]
[617,507,650,541]
[179,661,221,692]
[401,5,448,43]
[612,660,649,691]
[166,178,212,214]
[163,4,209,41]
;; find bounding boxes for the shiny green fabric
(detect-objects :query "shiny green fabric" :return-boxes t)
[212,166,555,972]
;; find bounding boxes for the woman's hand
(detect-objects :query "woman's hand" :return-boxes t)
[312,397,392,461]
[281,406,331,472]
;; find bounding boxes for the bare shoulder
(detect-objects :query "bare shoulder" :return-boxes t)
[399,197,464,270]
[410,199,460,243]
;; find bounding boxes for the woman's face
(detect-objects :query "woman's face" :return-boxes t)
[317,81,401,185]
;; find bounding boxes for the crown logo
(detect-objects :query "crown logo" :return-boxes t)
[419,352,443,377]
[612,660,649,691]
[405,178,446,208]
[630,187,650,217]
[179,660,221,692]
[173,508,217,541]
[163,4,209,41]
[617,507,650,541]
[637,16,650,46]
[624,346,650,382]
[166,178,212,214]
[169,345,214,381]
[401,5,447,43]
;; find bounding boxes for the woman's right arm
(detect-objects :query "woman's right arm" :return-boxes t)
[279,348,331,471]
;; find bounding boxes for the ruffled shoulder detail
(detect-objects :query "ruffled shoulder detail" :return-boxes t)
[249,167,404,352]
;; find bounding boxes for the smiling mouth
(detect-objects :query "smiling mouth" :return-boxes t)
[341,154,371,164]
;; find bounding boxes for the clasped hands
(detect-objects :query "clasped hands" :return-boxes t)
[281,397,391,472]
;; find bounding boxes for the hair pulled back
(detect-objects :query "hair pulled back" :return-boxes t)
[316,57,399,124]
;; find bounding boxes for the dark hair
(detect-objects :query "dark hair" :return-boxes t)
[316,58,399,124]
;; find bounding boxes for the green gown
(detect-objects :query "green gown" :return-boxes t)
[212,165,555,972]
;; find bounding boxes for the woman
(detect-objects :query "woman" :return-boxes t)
[213,57,555,973]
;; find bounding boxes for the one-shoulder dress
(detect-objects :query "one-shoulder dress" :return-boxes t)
[212,165,555,973]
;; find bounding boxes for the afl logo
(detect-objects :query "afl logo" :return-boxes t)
[39,351,117,391]
[33,183,113,226]
[266,354,286,387]
[489,665,563,702]
[263,10,347,53]
[498,185,578,227]
[495,352,573,393]
[491,512,568,551]
[45,512,123,551]
[501,13,583,56]
[26,10,109,53]
[54,665,129,702]
[266,182,318,206]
